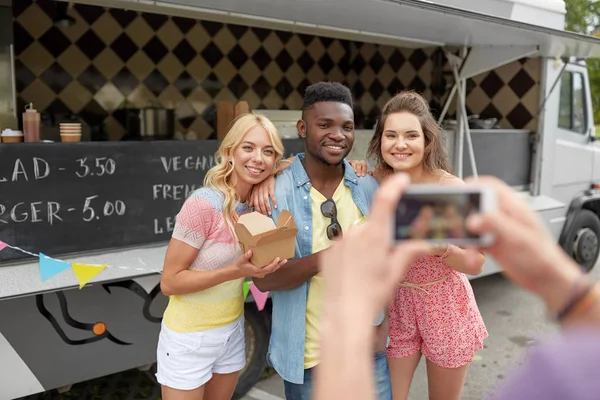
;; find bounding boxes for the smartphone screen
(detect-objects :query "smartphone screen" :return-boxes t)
[395,190,482,243]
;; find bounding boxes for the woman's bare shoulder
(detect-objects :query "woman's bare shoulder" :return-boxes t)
[436,171,465,186]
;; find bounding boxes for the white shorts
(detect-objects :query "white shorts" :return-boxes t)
[155,316,246,390]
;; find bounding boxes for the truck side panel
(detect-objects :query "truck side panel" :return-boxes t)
[0,278,167,397]
[0,332,45,399]
[594,144,600,184]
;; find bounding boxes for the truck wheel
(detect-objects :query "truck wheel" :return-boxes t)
[566,209,600,272]
[233,303,270,400]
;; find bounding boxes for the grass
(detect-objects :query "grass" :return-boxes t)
[596,125,600,137]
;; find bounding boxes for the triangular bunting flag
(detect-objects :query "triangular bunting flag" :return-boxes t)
[243,281,251,300]
[72,263,107,289]
[0,240,7,251]
[39,253,71,282]
[249,283,269,311]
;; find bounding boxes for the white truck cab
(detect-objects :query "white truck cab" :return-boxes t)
[552,59,600,271]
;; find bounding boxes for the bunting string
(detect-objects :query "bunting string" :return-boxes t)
[0,239,270,311]
[0,239,162,289]
[2,242,38,258]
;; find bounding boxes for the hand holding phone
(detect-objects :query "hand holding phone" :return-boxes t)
[395,184,497,247]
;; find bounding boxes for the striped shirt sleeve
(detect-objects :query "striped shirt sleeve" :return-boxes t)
[172,195,216,249]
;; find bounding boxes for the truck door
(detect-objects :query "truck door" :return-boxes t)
[553,63,595,201]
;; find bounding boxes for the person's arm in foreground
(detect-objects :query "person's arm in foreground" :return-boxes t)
[314,173,600,400]
[464,177,600,400]
[464,176,600,326]
[314,173,431,400]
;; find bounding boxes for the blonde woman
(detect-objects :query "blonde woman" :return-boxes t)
[157,113,288,400]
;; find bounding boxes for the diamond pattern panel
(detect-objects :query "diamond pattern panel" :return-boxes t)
[14,1,540,140]
[461,57,540,131]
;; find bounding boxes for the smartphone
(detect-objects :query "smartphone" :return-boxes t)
[395,184,496,247]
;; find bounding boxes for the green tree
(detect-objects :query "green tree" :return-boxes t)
[564,0,600,124]
[565,0,599,34]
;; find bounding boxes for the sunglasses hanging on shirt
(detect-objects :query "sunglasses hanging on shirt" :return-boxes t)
[321,199,342,240]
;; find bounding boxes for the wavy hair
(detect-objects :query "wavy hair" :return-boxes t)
[367,90,452,175]
[204,112,284,234]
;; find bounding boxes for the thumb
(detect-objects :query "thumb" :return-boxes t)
[241,249,253,262]
[466,212,522,245]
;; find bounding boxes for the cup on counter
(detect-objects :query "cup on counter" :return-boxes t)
[60,123,82,142]
[1,129,24,143]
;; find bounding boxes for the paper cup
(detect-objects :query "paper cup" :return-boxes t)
[2,135,24,143]
[1,130,24,143]
[60,133,82,142]
[60,123,81,132]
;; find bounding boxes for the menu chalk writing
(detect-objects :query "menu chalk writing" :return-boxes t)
[0,139,305,263]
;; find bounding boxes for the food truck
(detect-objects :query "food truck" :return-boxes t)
[0,0,599,398]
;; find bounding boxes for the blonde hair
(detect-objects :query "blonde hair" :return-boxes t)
[204,112,284,235]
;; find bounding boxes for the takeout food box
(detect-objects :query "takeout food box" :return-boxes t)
[234,210,297,267]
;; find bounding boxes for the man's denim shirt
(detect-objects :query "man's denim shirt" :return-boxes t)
[266,153,382,384]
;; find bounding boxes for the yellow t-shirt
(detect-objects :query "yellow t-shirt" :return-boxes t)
[304,180,363,368]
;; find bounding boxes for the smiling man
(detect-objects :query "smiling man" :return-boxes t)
[253,82,390,400]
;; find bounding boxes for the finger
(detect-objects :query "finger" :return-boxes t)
[260,199,268,216]
[319,242,344,280]
[268,259,287,272]
[266,202,272,216]
[367,173,410,236]
[268,261,285,274]
[347,220,368,236]
[244,249,253,260]
[262,192,272,215]
[260,260,284,276]
[253,189,263,215]
[269,186,277,209]
[466,211,535,252]
[356,163,364,176]
[264,257,282,270]
[256,193,267,215]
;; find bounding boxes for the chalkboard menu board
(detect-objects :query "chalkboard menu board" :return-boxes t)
[0,139,306,263]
